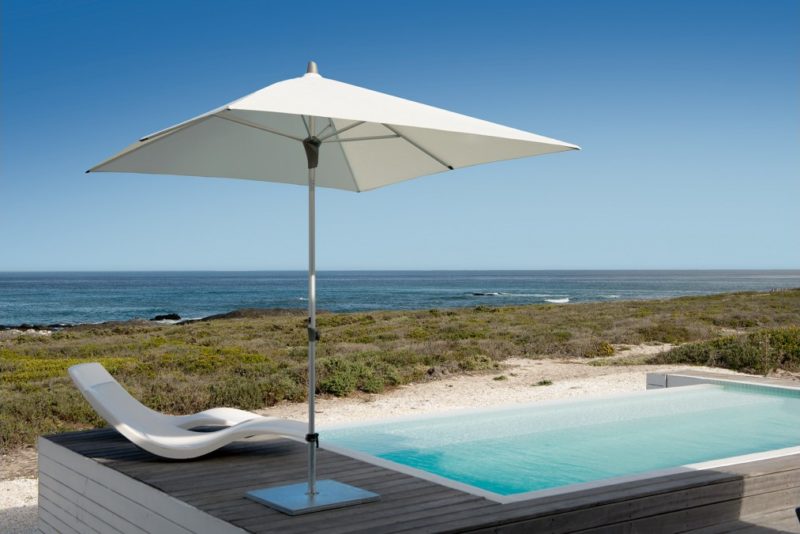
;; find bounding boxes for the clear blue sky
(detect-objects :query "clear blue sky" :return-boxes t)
[2,0,798,270]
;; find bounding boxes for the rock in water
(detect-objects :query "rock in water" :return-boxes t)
[151,313,181,321]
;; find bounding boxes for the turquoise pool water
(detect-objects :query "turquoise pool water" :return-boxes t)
[324,384,800,496]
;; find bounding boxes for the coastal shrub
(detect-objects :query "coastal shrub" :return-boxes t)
[156,352,226,374]
[709,314,760,328]
[209,375,304,410]
[375,331,400,342]
[534,379,553,386]
[552,331,572,342]
[439,324,487,340]
[210,379,269,410]
[587,354,653,367]
[407,327,430,340]
[330,327,377,343]
[286,346,308,360]
[457,354,497,372]
[318,358,362,396]
[139,377,213,414]
[0,359,16,373]
[0,352,136,384]
[582,340,615,358]
[372,362,402,387]
[649,327,800,375]
[476,339,519,360]
[0,382,101,450]
[230,361,280,378]
[318,314,375,328]
[358,370,385,394]
[637,323,692,344]
[324,362,386,395]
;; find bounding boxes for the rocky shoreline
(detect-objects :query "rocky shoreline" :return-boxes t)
[0,323,72,331]
[0,307,309,334]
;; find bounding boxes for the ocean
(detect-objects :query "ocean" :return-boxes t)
[1,270,798,326]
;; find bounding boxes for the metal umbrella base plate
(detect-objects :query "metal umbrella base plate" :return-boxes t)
[246,479,380,515]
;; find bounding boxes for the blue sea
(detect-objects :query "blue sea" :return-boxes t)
[1,270,798,326]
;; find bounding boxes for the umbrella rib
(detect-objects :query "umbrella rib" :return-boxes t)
[322,134,400,143]
[336,139,361,192]
[215,114,304,142]
[88,115,221,172]
[139,114,216,142]
[317,121,366,142]
[301,115,312,137]
[322,118,361,192]
[382,124,454,170]
[316,120,334,138]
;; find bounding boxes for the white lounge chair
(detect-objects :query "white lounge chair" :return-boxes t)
[68,362,306,459]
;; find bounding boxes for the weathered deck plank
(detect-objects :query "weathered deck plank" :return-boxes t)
[694,506,800,533]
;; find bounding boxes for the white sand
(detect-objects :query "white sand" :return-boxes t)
[262,358,736,424]
[0,352,743,533]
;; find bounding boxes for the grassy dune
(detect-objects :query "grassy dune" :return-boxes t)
[649,326,800,374]
[1,289,799,452]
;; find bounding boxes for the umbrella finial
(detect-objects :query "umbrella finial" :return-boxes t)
[306,61,318,75]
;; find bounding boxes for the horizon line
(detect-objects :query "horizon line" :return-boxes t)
[1,268,799,274]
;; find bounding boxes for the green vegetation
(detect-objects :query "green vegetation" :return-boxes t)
[648,326,800,375]
[534,379,553,386]
[584,340,615,358]
[1,289,799,452]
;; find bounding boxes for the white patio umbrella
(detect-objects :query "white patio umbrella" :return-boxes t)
[89,61,579,514]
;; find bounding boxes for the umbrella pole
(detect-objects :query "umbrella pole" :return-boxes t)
[245,106,379,514]
[307,162,318,497]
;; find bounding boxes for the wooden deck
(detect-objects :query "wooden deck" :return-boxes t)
[39,427,800,533]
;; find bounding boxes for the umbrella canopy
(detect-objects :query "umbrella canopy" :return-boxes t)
[89,61,578,514]
[90,63,578,188]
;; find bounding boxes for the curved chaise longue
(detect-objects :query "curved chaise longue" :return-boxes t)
[68,362,306,459]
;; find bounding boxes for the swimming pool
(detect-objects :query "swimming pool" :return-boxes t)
[323,382,800,502]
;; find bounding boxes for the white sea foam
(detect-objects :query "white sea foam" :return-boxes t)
[473,292,556,298]
[545,298,570,304]
[602,295,620,299]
